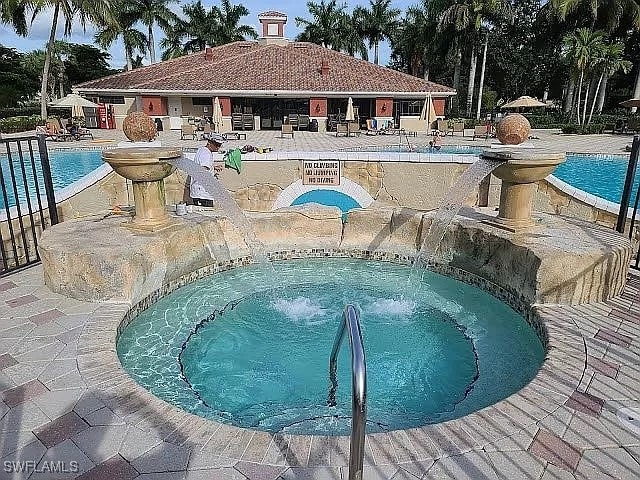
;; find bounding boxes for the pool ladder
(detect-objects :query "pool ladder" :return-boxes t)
[328,305,367,480]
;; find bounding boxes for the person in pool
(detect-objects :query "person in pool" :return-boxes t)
[429,131,442,151]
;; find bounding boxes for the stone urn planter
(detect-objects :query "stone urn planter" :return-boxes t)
[102,147,181,232]
[481,149,566,231]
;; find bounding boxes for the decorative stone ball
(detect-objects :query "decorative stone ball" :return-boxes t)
[495,113,530,145]
[122,112,157,142]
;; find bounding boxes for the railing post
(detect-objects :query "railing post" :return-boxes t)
[327,305,367,480]
[36,134,59,226]
[616,135,640,234]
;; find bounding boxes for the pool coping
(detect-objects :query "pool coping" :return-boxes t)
[76,249,588,468]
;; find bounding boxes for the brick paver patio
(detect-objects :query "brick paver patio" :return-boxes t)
[0,261,639,479]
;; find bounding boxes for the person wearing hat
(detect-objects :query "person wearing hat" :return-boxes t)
[190,134,225,207]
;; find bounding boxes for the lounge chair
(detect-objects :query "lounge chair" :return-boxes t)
[348,122,360,136]
[437,120,454,136]
[365,119,380,135]
[231,113,243,130]
[336,123,349,137]
[288,114,299,130]
[281,124,294,138]
[55,118,93,140]
[42,121,72,141]
[472,125,490,140]
[181,124,197,140]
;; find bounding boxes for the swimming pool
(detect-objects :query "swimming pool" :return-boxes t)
[0,149,102,210]
[117,258,544,435]
[553,154,632,204]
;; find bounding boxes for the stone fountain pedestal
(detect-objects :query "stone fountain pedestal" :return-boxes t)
[102,147,181,232]
[482,149,566,232]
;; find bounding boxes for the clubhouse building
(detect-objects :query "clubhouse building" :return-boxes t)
[75,11,455,132]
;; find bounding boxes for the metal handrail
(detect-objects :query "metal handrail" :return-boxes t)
[328,305,367,480]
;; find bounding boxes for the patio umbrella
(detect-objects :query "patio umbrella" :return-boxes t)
[419,93,437,125]
[620,98,640,108]
[501,96,547,109]
[49,93,98,117]
[345,97,355,122]
[212,96,223,133]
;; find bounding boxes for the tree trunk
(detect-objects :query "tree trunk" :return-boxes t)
[576,70,584,125]
[587,73,604,125]
[563,78,575,113]
[582,77,592,126]
[596,74,608,113]
[148,23,156,64]
[423,66,429,82]
[475,32,489,120]
[632,64,640,113]
[543,88,549,102]
[125,46,133,71]
[58,72,64,99]
[374,42,379,65]
[40,1,60,120]
[466,43,477,118]
[452,46,462,112]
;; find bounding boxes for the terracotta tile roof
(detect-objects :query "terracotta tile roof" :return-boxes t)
[76,42,455,95]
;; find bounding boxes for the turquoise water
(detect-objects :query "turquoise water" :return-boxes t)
[117,259,545,435]
[553,154,631,204]
[0,149,102,210]
[292,190,361,217]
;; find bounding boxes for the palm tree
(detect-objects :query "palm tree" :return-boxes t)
[95,2,147,71]
[0,0,29,35]
[32,0,115,119]
[126,0,179,64]
[390,5,431,77]
[213,0,257,45]
[295,0,347,49]
[335,11,368,59]
[587,42,631,124]
[356,0,400,65]
[438,0,511,118]
[160,0,216,59]
[562,28,604,125]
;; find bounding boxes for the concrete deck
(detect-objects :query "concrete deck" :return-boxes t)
[1,259,639,479]
[3,128,633,156]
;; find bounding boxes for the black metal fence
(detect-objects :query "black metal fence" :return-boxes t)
[0,134,58,276]
[617,135,640,269]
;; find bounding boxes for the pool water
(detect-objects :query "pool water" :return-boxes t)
[0,149,102,210]
[553,154,632,204]
[117,259,545,435]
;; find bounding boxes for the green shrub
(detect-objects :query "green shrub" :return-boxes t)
[0,115,43,134]
[0,106,41,120]
[560,123,606,134]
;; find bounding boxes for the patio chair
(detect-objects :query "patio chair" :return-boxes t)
[298,115,310,130]
[200,124,212,139]
[347,122,360,136]
[629,118,640,134]
[452,122,465,136]
[288,114,299,130]
[336,123,349,137]
[472,125,490,140]
[181,124,197,140]
[437,120,454,136]
[281,124,294,138]
[232,113,243,130]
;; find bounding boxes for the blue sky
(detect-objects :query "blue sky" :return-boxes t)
[0,0,412,69]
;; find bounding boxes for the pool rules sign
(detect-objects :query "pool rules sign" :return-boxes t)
[302,160,340,186]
